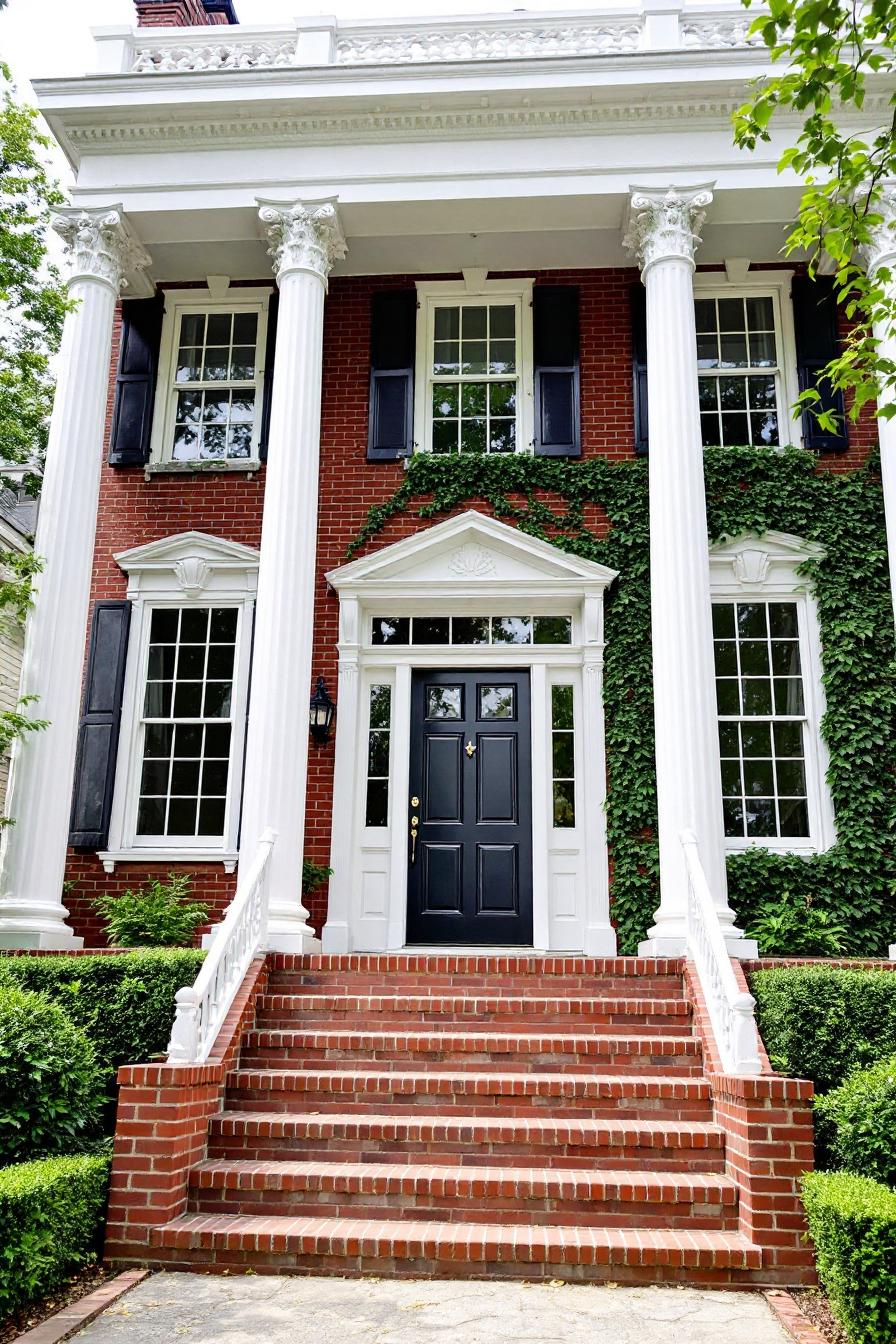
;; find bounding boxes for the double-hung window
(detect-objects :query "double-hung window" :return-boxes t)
[152,291,269,466]
[696,294,783,448]
[415,281,534,456]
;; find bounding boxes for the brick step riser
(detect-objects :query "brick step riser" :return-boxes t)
[207,1137,726,1173]
[256,1012,690,1034]
[268,976,683,996]
[224,1090,713,1120]
[188,1186,738,1231]
[238,1049,702,1075]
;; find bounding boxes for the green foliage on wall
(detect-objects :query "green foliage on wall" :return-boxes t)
[348,447,896,953]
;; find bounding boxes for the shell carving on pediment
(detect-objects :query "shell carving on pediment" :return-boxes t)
[447,544,498,578]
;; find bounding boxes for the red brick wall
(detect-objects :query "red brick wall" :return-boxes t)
[64,267,880,946]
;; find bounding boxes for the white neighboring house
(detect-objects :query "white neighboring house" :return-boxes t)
[0,487,37,810]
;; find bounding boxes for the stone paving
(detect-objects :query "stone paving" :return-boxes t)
[72,1271,793,1343]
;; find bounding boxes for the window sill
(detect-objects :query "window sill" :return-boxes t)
[97,849,238,874]
[724,839,825,857]
[144,460,262,480]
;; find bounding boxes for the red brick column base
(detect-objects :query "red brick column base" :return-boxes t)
[105,955,269,1264]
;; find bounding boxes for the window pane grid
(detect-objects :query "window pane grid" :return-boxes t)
[713,600,809,840]
[695,295,780,447]
[137,607,238,839]
[364,685,392,827]
[430,302,519,455]
[551,684,575,828]
[371,615,572,646]
[171,310,260,463]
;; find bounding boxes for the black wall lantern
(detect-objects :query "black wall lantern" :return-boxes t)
[309,676,336,744]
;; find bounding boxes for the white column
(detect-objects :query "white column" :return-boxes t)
[624,185,753,956]
[0,208,151,948]
[238,198,346,953]
[861,185,896,633]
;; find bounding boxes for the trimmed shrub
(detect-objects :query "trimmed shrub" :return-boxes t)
[0,949,205,1120]
[94,873,209,947]
[750,967,896,1093]
[0,986,101,1163]
[802,1171,896,1344]
[815,1056,896,1186]
[746,892,848,957]
[0,1154,110,1317]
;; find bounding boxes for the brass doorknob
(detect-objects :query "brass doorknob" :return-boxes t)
[465,739,476,758]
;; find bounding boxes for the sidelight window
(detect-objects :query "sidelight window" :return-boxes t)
[365,685,392,827]
[551,684,576,828]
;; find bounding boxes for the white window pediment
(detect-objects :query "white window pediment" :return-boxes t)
[709,530,825,596]
[116,531,260,599]
[327,511,617,601]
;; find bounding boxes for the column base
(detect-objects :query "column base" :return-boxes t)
[0,898,84,951]
[266,928,322,954]
[321,921,350,954]
[638,931,759,959]
[583,925,618,957]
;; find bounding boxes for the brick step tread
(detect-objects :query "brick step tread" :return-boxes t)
[241,1029,699,1055]
[211,1110,725,1150]
[226,1068,712,1101]
[190,1159,738,1205]
[258,994,690,1017]
[271,955,685,976]
[154,1213,760,1270]
[269,978,683,997]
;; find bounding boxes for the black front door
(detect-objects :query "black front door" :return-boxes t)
[407,669,533,945]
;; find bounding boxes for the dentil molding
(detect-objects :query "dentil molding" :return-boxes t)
[257,198,347,284]
[52,206,152,293]
[623,183,715,272]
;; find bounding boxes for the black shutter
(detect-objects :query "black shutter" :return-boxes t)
[69,601,131,850]
[368,290,416,460]
[630,282,649,456]
[533,286,581,457]
[258,290,279,463]
[108,294,164,467]
[792,275,848,453]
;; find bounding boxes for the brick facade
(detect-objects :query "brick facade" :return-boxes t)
[62,268,878,946]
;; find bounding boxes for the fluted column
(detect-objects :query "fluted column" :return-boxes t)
[624,185,752,955]
[861,186,896,633]
[0,208,151,948]
[238,198,345,951]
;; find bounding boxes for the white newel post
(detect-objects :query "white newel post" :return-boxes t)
[237,198,345,952]
[0,208,150,949]
[624,186,752,956]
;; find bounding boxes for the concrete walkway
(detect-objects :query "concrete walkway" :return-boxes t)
[73,1272,793,1343]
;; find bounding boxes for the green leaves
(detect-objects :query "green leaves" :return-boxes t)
[93,873,210,948]
[803,1171,896,1344]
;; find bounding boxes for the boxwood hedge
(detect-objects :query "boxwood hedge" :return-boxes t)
[803,1171,896,1344]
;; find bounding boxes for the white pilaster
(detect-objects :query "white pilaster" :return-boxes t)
[322,596,361,953]
[581,594,616,956]
[238,198,346,953]
[0,208,151,949]
[624,185,752,956]
[861,185,896,632]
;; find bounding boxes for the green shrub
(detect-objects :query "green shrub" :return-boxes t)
[802,1171,896,1344]
[815,1056,896,1185]
[0,949,205,1122]
[302,858,332,896]
[0,1154,110,1317]
[750,967,896,1093]
[0,986,101,1163]
[747,892,848,957]
[93,873,209,947]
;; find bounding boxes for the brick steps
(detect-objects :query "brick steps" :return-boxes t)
[151,1212,762,1283]
[271,973,683,996]
[208,1110,727,1171]
[188,1159,739,1230]
[223,1068,714,1120]
[256,992,691,1032]
[238,1028,702,1074]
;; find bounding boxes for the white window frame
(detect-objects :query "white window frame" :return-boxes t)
[709,531,836,855]
[413,278,535,457]
[693,271,802,449]
[149,286,270,468]
[99,532,259,872]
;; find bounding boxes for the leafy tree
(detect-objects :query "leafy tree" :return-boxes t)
[734,0,896,425]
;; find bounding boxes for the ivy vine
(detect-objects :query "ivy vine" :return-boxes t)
[348,448,896,954]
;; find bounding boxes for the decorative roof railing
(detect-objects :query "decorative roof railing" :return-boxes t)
[92,6,769,77]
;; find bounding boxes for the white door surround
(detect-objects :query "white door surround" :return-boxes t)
[322,511,618,955]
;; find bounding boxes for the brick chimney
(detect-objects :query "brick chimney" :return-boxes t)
[135,0,238,26]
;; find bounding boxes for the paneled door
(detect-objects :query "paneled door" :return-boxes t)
[406,669,533,945]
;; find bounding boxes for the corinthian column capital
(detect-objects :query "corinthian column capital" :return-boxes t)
[257,197,347,286]
[52,206,152,293]
[860,184,896,278]
[623,183,715,274]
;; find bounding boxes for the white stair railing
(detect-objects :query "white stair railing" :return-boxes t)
[681,828,762,1075]
[166,828,276,1065]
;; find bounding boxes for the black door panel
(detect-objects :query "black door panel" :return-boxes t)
[407,669,532,945]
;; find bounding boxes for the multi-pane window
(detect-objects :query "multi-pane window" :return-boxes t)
[364,685,391,827]
[168,310,263,463]
[551,685,575,828]
[430,302,519,454]
[371,615,572,646]
[696,296,780,447]
[136,607,238,838]
[713,601,810,840]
